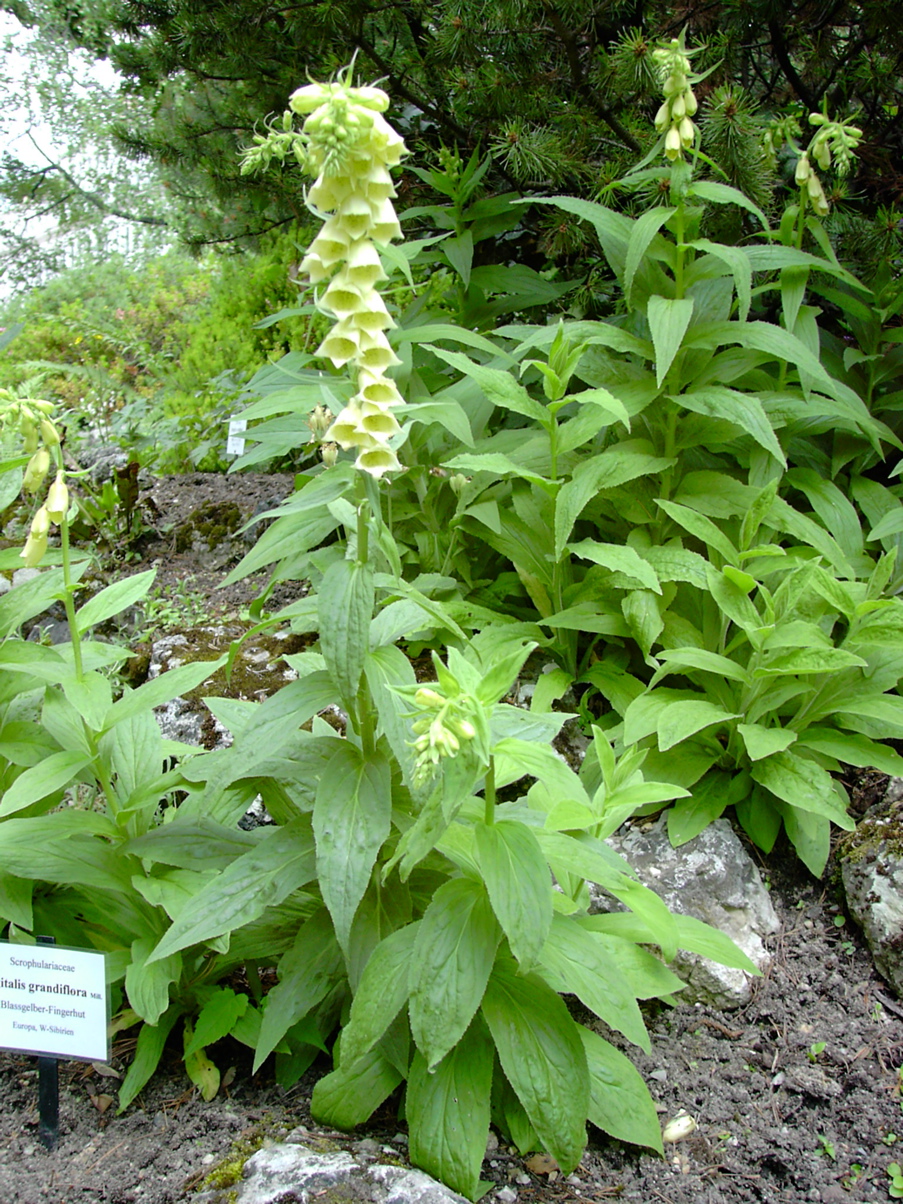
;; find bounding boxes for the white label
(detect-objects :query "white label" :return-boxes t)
[227,418,247,456]
[0,942,108,1062]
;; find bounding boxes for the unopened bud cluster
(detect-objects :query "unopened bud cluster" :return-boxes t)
[410,685,477,784]
[0,392,69,568]
[793,112,862,217]
[289,75,409,478]
[652,38,699,161]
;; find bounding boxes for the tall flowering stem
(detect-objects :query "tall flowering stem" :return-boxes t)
[282,75,409,477]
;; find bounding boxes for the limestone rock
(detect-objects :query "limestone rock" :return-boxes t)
[195,1143,468,1204]
[839,797,903,997]
[603,817,778,1009]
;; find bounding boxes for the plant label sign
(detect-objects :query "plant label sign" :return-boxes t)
[227,418,247,456]
[0,942,108,1061]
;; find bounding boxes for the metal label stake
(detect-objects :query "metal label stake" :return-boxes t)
[36,935,59,1151]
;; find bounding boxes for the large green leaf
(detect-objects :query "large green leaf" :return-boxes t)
[407,1018,494,1201]
[0,749,93,817]
[750,751,854,830]
[339,922,419,1067]
[555,450,674,556]
[105,656,228,729]
[481,956,588,1174]
[409,877,500,1069]
[148,819,317,961]
[125,937,182,1026]
[676,387,785,465]
[311,1044,403,1130]
[314,742,392,955]
[475,820,552,973]
[75,569,156,633]
[656,699,740,752]
[540,914,650,1051]
[579,1026,663,1154]
[117,1005,183,1112]
[625,207,676,307]
[254,908,344,1069]
[568,540,661,592]
[318,556,374,706]
[428,347,548,424]
[647,296,694,387]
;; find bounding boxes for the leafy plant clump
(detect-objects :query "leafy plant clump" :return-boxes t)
[3,38,903,1203]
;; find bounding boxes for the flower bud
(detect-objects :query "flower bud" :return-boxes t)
[654,102,671,132]
[415,688,446,709]
[45,472,69,523]
[794,153,811,185]
[671,93,686,119]
[665,126,682,160]
[22,447,50,492]
[320,441,338,467]
[289,83,331,114]
[40,417,60,447]
[21,506,50,567]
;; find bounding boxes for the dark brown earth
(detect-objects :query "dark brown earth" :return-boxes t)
[2,472,903,1204]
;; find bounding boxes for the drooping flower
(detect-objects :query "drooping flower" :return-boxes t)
[288,75,409,478]
[651,37,700,161]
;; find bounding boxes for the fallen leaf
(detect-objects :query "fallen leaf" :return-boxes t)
[525,1153,559,1175]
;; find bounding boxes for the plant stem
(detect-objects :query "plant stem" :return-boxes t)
[483,757,496,826]
[59,510,83,682]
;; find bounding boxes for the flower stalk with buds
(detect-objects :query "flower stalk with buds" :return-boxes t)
[652,36,700,162]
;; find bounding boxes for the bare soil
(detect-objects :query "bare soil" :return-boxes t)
[2,472,903,1204]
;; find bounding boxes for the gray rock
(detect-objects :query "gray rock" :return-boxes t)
[603,817,778,1008]
[840,802,903,996]
[195,1144,468,1204]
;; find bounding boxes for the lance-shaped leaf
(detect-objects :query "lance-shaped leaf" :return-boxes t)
[675,387,785,466]
[481,956,588,1174]
[311,1044,403,1130]
[148,819,316,962]
[648,295,694,387]
[475,820,552,973]
[579,1026,663,1154]
[407,1018,494,1201]
[318,556,374,706]
[340,922,419,1068]
[409,877,500,1069]
[314,742,391,955]
[751,751,854,830]
[539,914,650,1051]
[254,909,344,1070]
[126,936,182,1026]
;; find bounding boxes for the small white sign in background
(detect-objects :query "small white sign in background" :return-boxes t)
[0,942,108,1062]
[226,418,247,456]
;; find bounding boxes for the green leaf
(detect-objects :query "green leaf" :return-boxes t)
[539,914,650,1051]
[318,556,374,707]
[75,569,156,633]
[311,1045,403,1130]
[652,648,750,686]
[254,909,344,1070]
[105,656,228,730]
[184,988,249,1058]
[579,1027,662,1154]
[126,937,182,1026]
[0,869,32,928]
[314,743,391,956]
[757,647,866,676]
[183,1023,220,1101]
[625,207,676,307]
[475,820,552,973]
[690,180,769,230]
[340,923,419,1068]
[409,878,500,1069]
[676,387,785,466]
[62,671,112,732]
[568,540,661,593]
[0,749,92,818]
[408,1019,494,1201]
[442,229,474,287]
[655,499,738,562]
[796,728,903,777]
[706,566,762,633]
[647,295,694,387]
[429,347,548,424]
[621,589,664,659]
[672,915,758,972]
[481,956,588,1174]
[148,819,317,962]
[750,752,854,830]
[656,700,740,752]
[556,451,673,558]
[666,771,735,846]
[780,802,832,878]
[735,785,782,853]
[687,240,751,321]
[737,723,797,761]
[117,1006,183,1112]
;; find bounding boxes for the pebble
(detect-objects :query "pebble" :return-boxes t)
[516,1174,531,1185]
[496,1189,517,1203]
[650,1068,668,1082]
[201,1153,215,1164]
